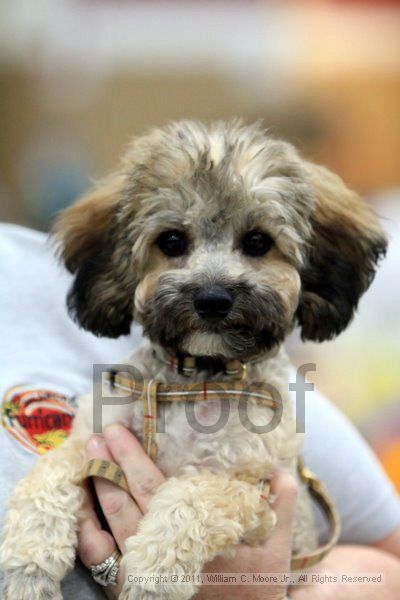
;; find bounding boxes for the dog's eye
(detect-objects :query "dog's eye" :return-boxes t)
[242,231,273,257]
[156,230,188,257]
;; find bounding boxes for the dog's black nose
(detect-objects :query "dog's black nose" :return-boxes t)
[194,286,234,322]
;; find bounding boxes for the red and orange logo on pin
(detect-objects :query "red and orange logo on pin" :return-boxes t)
[1,385,75,454]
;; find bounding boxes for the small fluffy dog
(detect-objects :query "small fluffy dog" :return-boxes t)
[0,120,387,599]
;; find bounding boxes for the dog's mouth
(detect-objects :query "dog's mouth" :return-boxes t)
[150,322,281,361]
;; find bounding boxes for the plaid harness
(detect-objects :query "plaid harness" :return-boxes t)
[84,365,340,570]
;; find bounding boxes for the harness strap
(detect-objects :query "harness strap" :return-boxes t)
[291,458,341,569]
[106,371,276,406]
[85,458,130,494]
[142,379,159,461]
[106,371,277,462]
[84,457,340,571]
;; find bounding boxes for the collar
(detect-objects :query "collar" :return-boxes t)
[152,347,249,380]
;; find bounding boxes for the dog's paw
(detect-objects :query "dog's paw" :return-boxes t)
[122,545,199,599]
[2,565,62,600]
[242,504,277,545]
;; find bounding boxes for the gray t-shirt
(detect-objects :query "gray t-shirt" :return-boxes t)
[1,224,399,599]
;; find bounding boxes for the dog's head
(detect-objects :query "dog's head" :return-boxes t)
[55,120,387,360]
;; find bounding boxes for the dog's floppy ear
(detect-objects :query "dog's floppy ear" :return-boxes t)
[54,173,134,338]
[297,163,387,342]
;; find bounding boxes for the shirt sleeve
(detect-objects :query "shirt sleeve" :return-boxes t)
[292,382,400,545]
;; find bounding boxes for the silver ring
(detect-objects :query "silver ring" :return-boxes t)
[90,549,121,587]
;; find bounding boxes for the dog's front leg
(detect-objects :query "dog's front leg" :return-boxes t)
[0,421,87,600]
[120,470,276,600]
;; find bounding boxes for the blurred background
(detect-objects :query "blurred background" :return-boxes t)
[0,0,399,489]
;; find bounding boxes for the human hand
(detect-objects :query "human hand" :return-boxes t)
[77,424,165,598]
[77,425,297,600]
[194,468,297,600]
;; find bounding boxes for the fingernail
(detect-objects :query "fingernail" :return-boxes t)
[86,436,104,453]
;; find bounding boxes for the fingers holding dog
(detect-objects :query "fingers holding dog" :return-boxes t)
[104,424,166,513]
[78,481,117,567]
[78,429,166,596]
[85,435,142,553]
